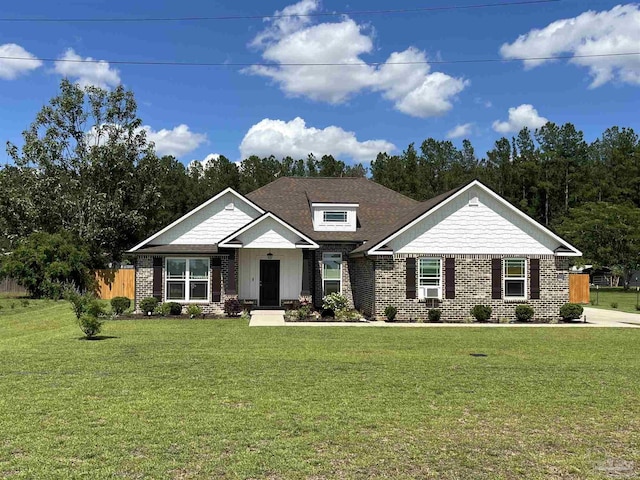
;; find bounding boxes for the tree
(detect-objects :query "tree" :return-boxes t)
[3,79,156,264]
[0,232,92,298]
[556,202,640,289]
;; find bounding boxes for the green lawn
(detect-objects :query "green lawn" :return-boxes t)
[589,287,640,314]
[1,303,639,479]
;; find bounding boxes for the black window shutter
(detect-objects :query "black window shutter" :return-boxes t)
[211,257,222,302]
[301,250,311,296]
[226,250,237,295]
[491,258,502,299]
[406,257,416,299]
[445,257,455,299]
[530,258,540,299]
[152,257,163,301]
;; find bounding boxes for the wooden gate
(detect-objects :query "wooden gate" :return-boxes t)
[95,269,135,300]
[569,274,589,304]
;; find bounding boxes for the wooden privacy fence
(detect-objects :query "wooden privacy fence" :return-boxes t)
[0,277,27,296]
[569,273,590,304]
[94,268,135,300]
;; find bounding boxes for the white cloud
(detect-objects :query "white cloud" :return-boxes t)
[239,117,395,162]
[492,104,548,133]
[0,43,42,79]
[54,48,121,89]
[500,4,640,88]
[247,1,468,117]
[446,123,474,139]
[142,124,208,157]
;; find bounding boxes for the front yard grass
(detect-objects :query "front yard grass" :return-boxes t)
[0,302,639,479]
[589,287,640,314]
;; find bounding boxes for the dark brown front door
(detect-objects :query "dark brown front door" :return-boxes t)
[259,260,280,307]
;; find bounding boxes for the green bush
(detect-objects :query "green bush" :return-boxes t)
[559,303,583,321]
[610,302,618,309]
[384,305,397,322]
[155,303,171,316]
[187,304,203,318]
[110,296,131,315]
[21,299,29,308]
[168,302,182,315]
[0,231,92,298]
[224,298,242,317]
[428,309,442,322]
[296,304,312,321]
[335,309,361,322]
[86,300,106,318]
[470,305,492,322]
[322,293,348,312]
[140,297,159,315]
[515,304,534,322]
[636,304,640,311]
[78,314,103,339]
[64,287,97,320]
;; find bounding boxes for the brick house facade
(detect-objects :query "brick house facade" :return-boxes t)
[129,179,581,321]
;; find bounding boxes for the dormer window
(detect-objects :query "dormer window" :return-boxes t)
[323,211,347,223]
[311,202,359,232]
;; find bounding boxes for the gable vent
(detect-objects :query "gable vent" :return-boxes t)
[225,202,235,210]
[469,196,479,207]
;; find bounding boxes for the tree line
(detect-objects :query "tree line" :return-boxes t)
[1,80,639,294]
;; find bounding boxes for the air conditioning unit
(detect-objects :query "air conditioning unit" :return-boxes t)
[419,287,440,299]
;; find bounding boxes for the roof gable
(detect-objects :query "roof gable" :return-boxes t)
[363,180,581,256]
[129,188,263,252]
[218,212,319,249]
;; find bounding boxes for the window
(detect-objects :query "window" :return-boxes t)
[166,258,210,302]
[504,258,526,299]
[418,258,442,299]
[323,211,347,223]
[322,252,342,295]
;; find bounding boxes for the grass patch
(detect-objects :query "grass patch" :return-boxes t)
[0,303,639,478]
[590,287,640,314]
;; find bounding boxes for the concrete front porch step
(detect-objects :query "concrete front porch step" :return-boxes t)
[249,310,286,326]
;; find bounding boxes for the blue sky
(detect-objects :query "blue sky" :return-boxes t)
[0,0,638,166]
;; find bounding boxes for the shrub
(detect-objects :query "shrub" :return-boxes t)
[187,304,203,318]
[224,298,242,317]
[110,296,131,315]
[470,305,492,322]
[296,304,312,321]
[636,304,640,311]
[78,314,103,339]
[610,302,619,309]
[168,302,182,315]
[384,305,397,322]
[140,297,159,315]
[64,287,94,320]
[336,309,361,322]
[515,304,534,322]
[428,309,442,322]
[21,299,29,308]
[322,293,348,312]
[560,303,583,321]
[86,300,106,318]
[321,308,335,319]
[0,231,92,299]
[155,303,171,316]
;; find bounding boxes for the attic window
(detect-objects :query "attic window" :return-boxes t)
[323,211,347,223]
[225,202,235,210]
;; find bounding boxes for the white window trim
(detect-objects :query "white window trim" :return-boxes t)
[503,258,527,301]
[418,258,442,300]
[322,210,348,224]
[322,252,342,296]
[165,257,211,303]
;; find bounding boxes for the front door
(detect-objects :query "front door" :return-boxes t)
[259,260,280,307]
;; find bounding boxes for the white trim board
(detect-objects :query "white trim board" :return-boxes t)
[365,180,582,257]
[128,188,265,253]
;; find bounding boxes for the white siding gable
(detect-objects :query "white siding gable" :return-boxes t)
[236,217,300,249]
[390,185,562,255]
[151,192,259,245]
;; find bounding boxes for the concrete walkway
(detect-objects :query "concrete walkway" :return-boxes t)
[249,310,285,326]
[583,307,640,327]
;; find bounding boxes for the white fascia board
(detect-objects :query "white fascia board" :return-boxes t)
[311,203,359,208]
[218,212,320,249]
[366,180,582,257]
[128,188,264,253]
